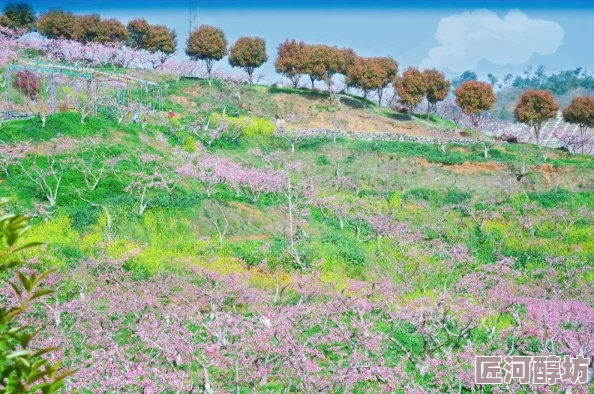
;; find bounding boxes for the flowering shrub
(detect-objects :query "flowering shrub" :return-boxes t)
[13,70,41,99]
[239,117,275,139]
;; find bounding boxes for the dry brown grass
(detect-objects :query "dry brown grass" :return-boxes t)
[182,85,204,98]
[411,158,433,168]
[271,94,430,136]
[170,94,197,109]
[228,201,265,218]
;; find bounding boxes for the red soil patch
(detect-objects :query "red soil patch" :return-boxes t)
[534,163,572,174]
[447,161,504,174]
[412,158,432,167]
[170,95,197,109]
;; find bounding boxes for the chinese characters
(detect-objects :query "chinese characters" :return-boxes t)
[475,355,590,385]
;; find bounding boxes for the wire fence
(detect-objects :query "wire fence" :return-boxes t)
[1,60,163,125]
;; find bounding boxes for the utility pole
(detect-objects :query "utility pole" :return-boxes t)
[189,0,199,36]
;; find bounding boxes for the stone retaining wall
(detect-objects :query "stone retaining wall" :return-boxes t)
[2,111,36,120]
[279,129,486,146]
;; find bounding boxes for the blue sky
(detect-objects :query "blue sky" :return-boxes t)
[16,1,594,83]
[22,0,594,9]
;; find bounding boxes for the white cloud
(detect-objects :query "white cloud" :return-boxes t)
[420,9,564,72]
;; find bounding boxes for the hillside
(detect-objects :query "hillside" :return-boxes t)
[2,70,594,392]
[163,79,450,136]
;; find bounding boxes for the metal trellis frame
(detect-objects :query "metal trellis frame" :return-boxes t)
[3,60,163,124]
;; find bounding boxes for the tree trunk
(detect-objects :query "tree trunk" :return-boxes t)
[580,126,587,153]
[235,360,240,394]
[203,364,212,394]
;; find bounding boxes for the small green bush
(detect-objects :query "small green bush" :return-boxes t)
[316,155,330,165]
[528,189,571,208]
[184,136,197,152]
[404,188,440,204]
[230,241,267,267]
[444,189,472,205]
[68,205,100,231]
[55,245,88,267]
[322,233,367,267]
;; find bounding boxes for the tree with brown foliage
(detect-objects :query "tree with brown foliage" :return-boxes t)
[145,25,177,68]
[304,44,326,89]
[274,39,311,89]
[305,44,343,90]
[98,18,128,44]
[125,19,176,67]
[0,2,36,31]
[394,67,426,113]
[423,68,451,113]
[73,14,103,44]
[229,36,268,83]
[345,57,375,100]
[562,96,594,152]
[126,18,152,49]
[347,56,397,106]
[338,48,357,91]
[37,9,76,40]
[186,25,228,80]
[320,45,344,81]
[454,81,496,128]
[514,90,558,146]
[373,57,398,106]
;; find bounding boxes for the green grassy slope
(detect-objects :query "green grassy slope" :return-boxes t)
[2,79,593,285]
